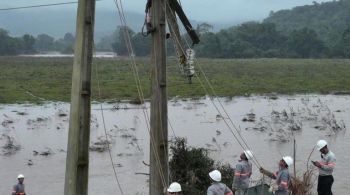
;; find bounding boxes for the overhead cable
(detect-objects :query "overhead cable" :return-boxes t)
[0,0,102,11]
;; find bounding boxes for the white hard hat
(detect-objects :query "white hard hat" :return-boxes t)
[244,150,253,160]
[316,140,327,151]
[167,182,182,192]
[209,170,221,182]
[282,156,293,167]
[17,174,24,179]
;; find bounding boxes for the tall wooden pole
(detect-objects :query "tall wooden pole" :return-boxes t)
[150,0,168,194]
[64,0,96,195]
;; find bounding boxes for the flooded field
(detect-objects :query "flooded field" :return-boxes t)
[0,95,349,194]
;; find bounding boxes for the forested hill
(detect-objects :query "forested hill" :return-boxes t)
[264,0,350,47]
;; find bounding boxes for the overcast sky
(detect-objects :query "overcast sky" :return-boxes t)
[0,0,333,23]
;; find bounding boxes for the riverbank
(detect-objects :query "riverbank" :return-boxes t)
[1,57,350,103]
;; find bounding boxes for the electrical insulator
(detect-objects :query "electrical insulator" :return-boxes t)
[185,49,195,83]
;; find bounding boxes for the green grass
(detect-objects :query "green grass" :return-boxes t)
[1,57,350,103]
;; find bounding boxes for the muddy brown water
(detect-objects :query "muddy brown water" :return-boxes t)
[0,95,349,195]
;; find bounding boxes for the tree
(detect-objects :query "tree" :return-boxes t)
[35,34,55,52]
[111,26,135,56]
[0,29,21,55]
[287,28,327,58]
[54,33,75,54]
[196,32,222,58]
[341,26,350,57]
[21,34,36,54]
[132,32,151,56]
[196,23,213,35]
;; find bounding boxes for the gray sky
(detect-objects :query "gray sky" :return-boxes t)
[0,0,332,23]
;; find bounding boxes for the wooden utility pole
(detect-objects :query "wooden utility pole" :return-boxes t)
[150,0,168,194]
[64,0,96,195]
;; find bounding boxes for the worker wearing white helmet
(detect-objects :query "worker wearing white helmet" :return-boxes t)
[167,182,182,195]
[312,140,336,195]
[207,170,233,195]
[232,150,253,195]
[12,174,26,195]
[260,156,293,195]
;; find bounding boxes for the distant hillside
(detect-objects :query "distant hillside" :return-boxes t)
[0,9,144,40]
[264,0,350,46]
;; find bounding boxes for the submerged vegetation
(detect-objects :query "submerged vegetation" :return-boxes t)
[1,57,350,103]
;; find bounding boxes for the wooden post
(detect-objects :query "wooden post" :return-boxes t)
[149,0,168,194]
[166,4,186,66]
[64,0,96,194]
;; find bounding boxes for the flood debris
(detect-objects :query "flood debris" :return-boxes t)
[116,153,133,157]
[245,98,346,141]
[242,113,256,122]
[216,114,224,120]
[289,122,302,131]
[39,148,54,156]
[321,114,346,134]
[16,111,28,116]
[58,113,67,117]
[1,134,21,155]
[216,130,221,136]
[27,117,49,124]
[2,119,14,127]
[89,137,111,152]
[27,159,34,166]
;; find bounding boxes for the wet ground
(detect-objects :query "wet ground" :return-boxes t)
[0,95,349,194]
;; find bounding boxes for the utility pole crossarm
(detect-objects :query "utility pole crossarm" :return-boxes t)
[168,0,200,45]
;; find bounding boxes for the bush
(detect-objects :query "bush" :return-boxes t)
[169,137,234,194]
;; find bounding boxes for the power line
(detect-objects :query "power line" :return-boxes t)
[0,0,102,11]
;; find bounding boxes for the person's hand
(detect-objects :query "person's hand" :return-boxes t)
[312,161,322,168]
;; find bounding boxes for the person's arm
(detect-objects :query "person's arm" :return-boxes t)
[207,189,214,195]
[320,155,336,171]
[225,185,233,195]
[12,185,17,195]
[260,167,277,179]
[225,191,233,195]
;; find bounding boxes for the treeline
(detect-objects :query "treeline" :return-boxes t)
[104,22,350,58]
[195,22,350,58]
[0,28,75,55]
[264,0,350,48]
[2,22,350,58]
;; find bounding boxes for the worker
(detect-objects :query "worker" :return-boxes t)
[12,174,26,195]
[207,170,233,195]
[232,150,253,195]
[259,156,293,195]
[167,182,182,195]
[312,140,336,195]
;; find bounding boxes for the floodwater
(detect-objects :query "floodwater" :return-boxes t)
[0,95,349,195]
